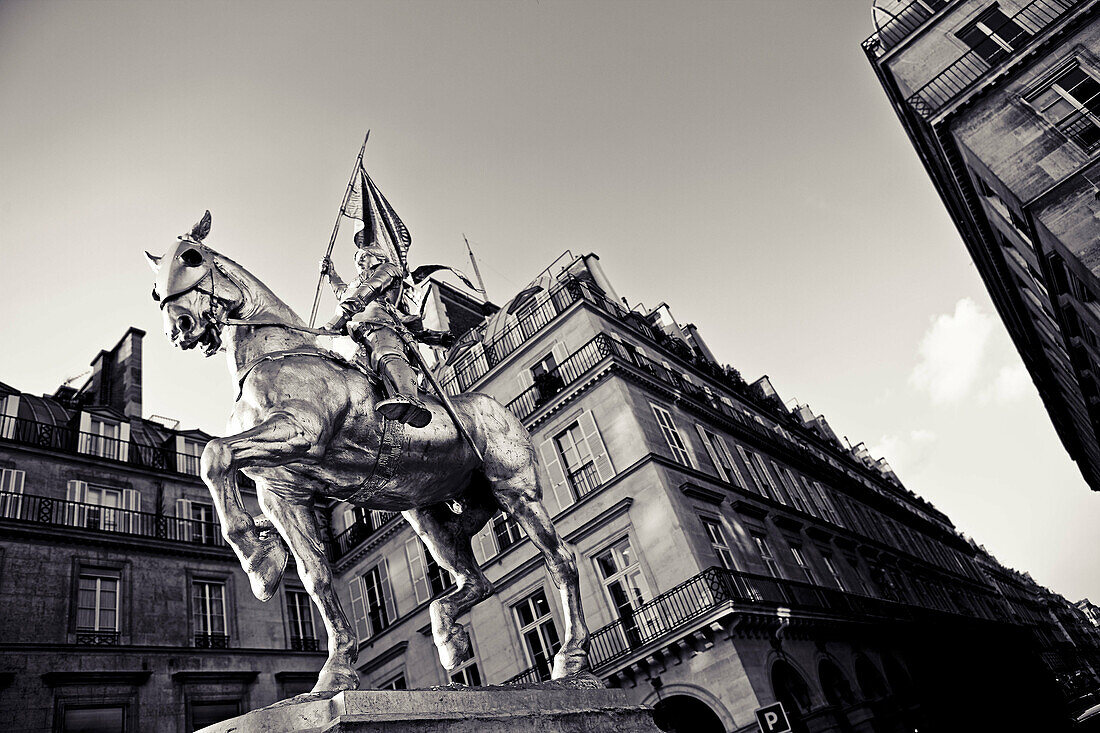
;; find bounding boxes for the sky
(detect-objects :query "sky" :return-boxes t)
[0,0,1097,603]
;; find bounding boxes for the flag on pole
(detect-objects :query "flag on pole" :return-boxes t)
[343,162,411,274]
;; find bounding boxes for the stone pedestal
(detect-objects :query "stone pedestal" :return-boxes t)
[197,687,658,732]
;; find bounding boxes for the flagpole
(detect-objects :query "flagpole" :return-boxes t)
[462,234,488,298]
[309,131,370,327]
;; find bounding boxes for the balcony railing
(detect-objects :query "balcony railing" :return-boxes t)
[329,509,401,562]
[441,277,662,396]
[506,334,615,420]
[566,461,601,499]
[505,565,993,684]
[0,415,205,477]
[194,633,229,648]
[863,0,947,57]
[75,629,120,645]
[0,490,225,547]
[290,636,320,651]
[907,0,1083,118]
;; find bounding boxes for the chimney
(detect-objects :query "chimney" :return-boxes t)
[81,328,145,418]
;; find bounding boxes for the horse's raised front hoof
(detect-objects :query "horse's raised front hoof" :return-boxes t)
[551,648,590,680]
[312,662,360,694]
[244,534,289,602]
[435,624,473,671]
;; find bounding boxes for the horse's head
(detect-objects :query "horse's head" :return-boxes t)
[146,211,226,357]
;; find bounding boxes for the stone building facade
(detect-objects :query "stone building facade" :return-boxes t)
[326,254,1093,733]
[864,0,1100,491]
[0,329,327,732]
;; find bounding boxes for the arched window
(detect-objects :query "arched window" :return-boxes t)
[854,654,889,701]
[819,659,855,732]
[772,659,813,724]
[651,694,725,733]
[881,654,916,703]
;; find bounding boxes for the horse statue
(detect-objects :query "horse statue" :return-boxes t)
[145,212,591,693]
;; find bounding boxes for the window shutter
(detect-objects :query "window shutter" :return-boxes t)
[695,425,727,482]
[342,507,354,533]
[122,489,141,534]
[577,411,613,484]
[718,440,746,488]
[349,577,369,641]
[734,447,762,494]
[405,537,430,605]
[66,480,88,526]
[378,558,397,622]
[175,498,193,542]
[517,369,534,391]
[472,525,496,564]
[551,341,569,367]
[538,437,570,512]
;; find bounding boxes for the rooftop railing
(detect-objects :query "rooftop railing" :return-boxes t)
[0,489,225,547]
[907,0,1084,119]
[863,0,947,57]
[0,414,204,477]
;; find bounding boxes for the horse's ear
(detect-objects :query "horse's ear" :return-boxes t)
[144,251,162,273]
[190,210,212,242]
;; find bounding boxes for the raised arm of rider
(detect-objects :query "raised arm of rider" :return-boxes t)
[320,257,347,298]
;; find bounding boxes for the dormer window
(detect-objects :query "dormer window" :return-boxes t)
[84,417,120,460]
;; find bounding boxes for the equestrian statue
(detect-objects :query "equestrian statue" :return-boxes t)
[144,158,591,695]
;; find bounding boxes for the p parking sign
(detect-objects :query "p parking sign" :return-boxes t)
[755,702,791,733]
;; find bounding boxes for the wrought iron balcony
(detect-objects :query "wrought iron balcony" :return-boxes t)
[290,636,320,651]
[506,334,615,420]
[0,415,205,477]
[864,0,948,57]
[907,0,1084,119]
[194,633,229,649]
[566,461,601,500]
[505,565,1001,684]
[75,629,120,645]
[0,490,225,547]
[328,509,401,562]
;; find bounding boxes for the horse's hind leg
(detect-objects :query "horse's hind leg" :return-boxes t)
[489,459,591,679]
[258,486,359,693]
[404,505,494,672]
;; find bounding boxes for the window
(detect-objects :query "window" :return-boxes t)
[0,468,25,519]
[513,589,561,682]
[554,422,600,499]
[790,545,817,585]
[956,5,1031,65]
[651,404,692,466]
[76,573,119,644]
[381,673,407,690]
[695,425,744,486]
[190,700,241,731]
[349,561,397,642]
[594,538,650,647]
[406,537,453,605]
[530,348,565,405]
[192,580,228,647]
[61,704,127,733]
[492,512,524,552]
[538,411,612,511]
[1028,62,1100,152]
[450,660,482,686]
[738,448,778,501]
[286,589,317,650]
[190,501,218,545]
[180,438,204,476]
[83,417,121,460]
[753,534,781,578]
[822,552,846,591]
[701,517,735,570]
[364,565,393,635]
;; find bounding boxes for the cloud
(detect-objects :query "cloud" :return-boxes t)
[873,429,938,477]
[910,298,994,404]
[980,363,1031,404]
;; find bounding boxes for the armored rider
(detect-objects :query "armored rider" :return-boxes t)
[320,230,433,428]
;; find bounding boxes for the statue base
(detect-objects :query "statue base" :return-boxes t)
[197,685,658,732]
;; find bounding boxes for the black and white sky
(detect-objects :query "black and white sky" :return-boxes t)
[0,0,1096,602]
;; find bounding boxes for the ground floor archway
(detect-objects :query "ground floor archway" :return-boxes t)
[652,694,726,733]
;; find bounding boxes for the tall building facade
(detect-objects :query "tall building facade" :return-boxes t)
[864,0,1100,491]
[326,254,1093,733]
[0,329,327,732]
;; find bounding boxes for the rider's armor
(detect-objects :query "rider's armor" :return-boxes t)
[323,245,433,428]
